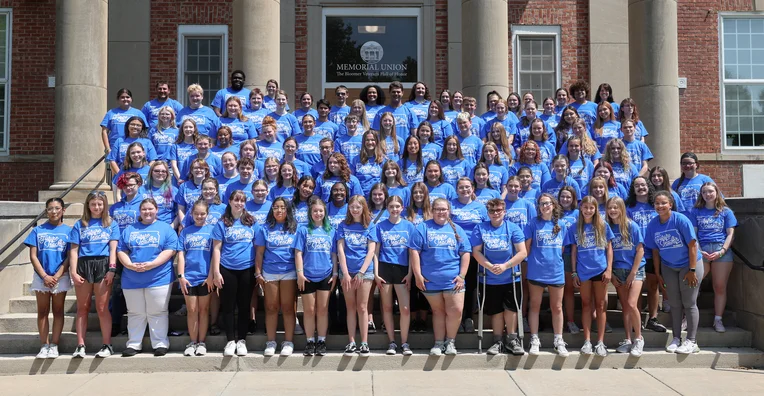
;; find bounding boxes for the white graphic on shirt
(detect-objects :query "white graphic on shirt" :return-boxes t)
[535,229,563,248]
[427,230,458,249]
[79,227,111,245]
[654,230,683,250]
[38,233,68,251]
[267,230,295,249]
[186,233,211,251]
[483,234,510,252]
[225,226,254,244]
[129,230,160,248]
[306,234,332,252]
[696,215,724,233]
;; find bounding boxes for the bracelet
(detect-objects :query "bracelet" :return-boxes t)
[108,267,116,273]
[296,269,303,273]
[571,272,578,278]
[457,274,466,280]
[109,263,117,269]
[255,274,263,279]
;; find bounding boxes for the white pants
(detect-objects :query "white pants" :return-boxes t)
[123,284,172,350]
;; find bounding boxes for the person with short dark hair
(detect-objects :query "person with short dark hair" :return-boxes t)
[212,70,251,117]
[142,81,183,127]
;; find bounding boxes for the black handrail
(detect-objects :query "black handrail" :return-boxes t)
[0,154,108,258]
[731,246,764,272]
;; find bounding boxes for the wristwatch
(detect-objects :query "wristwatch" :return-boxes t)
[689,268,696,273]
[177,273,184,279]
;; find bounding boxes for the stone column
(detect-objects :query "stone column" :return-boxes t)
[50,0,109,191]
[629,0,681,177]
[461,0,509,113]
[234,0,281,91]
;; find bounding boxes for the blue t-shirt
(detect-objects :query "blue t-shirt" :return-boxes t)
[110,195,143,231]
[183,202,227,228]
[611,221,646,271]
[118,221,179,289]
[313,120,339,140]
[611,161,640,193]
[211,87,251,111]
[689,207,737,244]
[370,218,416,266]
[440,159,473,187]
[504,198,534,230]
[475,188,501,206]
[338,222,375,273]
[471,221,525,285]
[107,137,158,169]
[170,142,198,166]
[351,157,384,197]
[293,108,319,127]
[592,121,622,153]
[372,105,420,137]
[101,107,147,148]
[267,185,295,203]
[328,203,348,229]
[623,139,653,169]
[456,134,484,165]
[570,101,598,130]
[426,182,457,202]
[428,119,453,146]
[452,115,487,138]
[314,175,364,202]
[334,133,363,164]
[210,219,258,270]
[177,106,221,138]
[267,112,302,142]
[627,202,657,260]
[510,162,551,190]
[218,117,257,143]
[404,100,430,120]
[408,220,472,291]
[223,179,255,203]
[139,185,178,225]
[178,224,214,287]
[292,201,310,226]
[245,200,273,226]
[244,108,269,131]
[541,176,582,201]
[644,212,703,269]
[566,222,615,281]
[422,142,443,163]
[672,174,716,214]
[175,180,204,209]
[483,117,520,141]
[365,104,385,125]
[24,223,72,276]
[255,223,296,275]
[142,98,183,127]
[329,105,351,125]
[148,127,180,161]
[450,200,489,235]
[294,133,324,167]
[381,135,406,163]
[69,219,120,258]
[568,157,595,192]
[292,225,336,281]
[519,188,540,215]
[399,158,424,186]
[483,163,510,191]
[524,217,568,285]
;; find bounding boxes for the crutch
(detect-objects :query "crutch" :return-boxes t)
[512,264,524,341]
[477,264,487,353]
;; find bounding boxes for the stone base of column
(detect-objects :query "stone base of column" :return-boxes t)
[39,183,114,205]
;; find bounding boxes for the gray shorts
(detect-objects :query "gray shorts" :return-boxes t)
[701,242,733,262]
[421,288,465,295]
[339,271,375,281]
[612,267,646,283]
[263,270,297,282]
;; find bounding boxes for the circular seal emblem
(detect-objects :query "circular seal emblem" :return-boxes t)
[360,41,384,64]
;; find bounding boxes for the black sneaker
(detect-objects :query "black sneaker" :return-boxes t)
[505,336,526,356]
[645,317,667,332]
[343,343,357,357]
[154,347,168,357]
[359,343,370,356]
[368,321,377,334]
[303,341,315,356]
[316,340,327,356]
[247,320,257,335]
[122,347,139,357]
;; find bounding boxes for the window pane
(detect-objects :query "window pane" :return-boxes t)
[517,35,557,100]
[724,84,764,147]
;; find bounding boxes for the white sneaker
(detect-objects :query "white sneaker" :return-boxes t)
[566,321,580,334]
[675,339,700,354]
[529,335,541,355]
[714,318,726,333]
[280,341,294,356]
[580,340,593,355]
[444,339,457,355]
[184,342,197,356]
[594,341,608,357]
[616,339,632,353]
[36,344,49,359]
[429,341,444,356]
[195,342,207,356]
[223,341,236,357]
[235,340,248,356]
[554,338,569,357]
[630,337,644,357]
[47,344,59,359]
[666,337,681,353]
[386,342,398,355]
[95,344,113,358]
[263,341,277,357]
[72,344,86,358]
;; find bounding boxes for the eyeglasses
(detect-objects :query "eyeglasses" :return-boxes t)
[152,170,168,174]
[681,162,696,166]
[89,191,106,197]
[124,183,139,188]
[539,202,554,207]
[433,208,449,212]
[487,209,504,214]
[46,207,63,213]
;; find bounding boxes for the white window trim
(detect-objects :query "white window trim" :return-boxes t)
[321,7,423,91]
[719,13,764,153]
[511,25,562,99]
[176,25,228,106]
[0,9,11,156]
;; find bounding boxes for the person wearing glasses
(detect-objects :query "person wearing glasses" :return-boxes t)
[672,152,717,214]
[69,191,120,358]
[25,198,72,359]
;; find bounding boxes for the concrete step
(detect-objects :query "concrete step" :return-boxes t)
[0,309,736,333]
[0,327,752,355]
[1,347,762,375]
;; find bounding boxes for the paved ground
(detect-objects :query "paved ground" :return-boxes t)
[2,368,764,395]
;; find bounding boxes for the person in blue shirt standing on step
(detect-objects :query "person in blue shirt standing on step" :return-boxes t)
[672,152,717,214]
[117,198,179,357]
[211,70,251,117]
[372,81,420,137]
[25,198,72,360]
[101,88,147,154]
[142,81,183,128]
[569,81,598,131]
[405,81,432,121]
[177,84,221,139]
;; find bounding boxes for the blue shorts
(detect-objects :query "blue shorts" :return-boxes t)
[701,242,733,262]
[612,267,646,283]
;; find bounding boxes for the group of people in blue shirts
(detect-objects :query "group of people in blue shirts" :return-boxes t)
[26,76,736,359]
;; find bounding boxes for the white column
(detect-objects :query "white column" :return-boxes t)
[461,0,509,112]
[50,0,109,190]
[629,0,681,177]
[234,0,281,91]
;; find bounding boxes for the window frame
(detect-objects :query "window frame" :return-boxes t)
[321,7,423,92]
[719,13,764,152]
[511,25,562,102]
[176,25,228,107]
[0,9,11,155]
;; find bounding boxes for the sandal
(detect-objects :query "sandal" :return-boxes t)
[209,324,221,336]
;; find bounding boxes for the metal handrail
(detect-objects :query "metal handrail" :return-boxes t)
[731,246,764,272]
[0,154,108,257]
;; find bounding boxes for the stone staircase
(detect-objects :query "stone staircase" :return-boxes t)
[0,280,762,374]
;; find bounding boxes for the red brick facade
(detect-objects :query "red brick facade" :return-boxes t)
[0,0,757,200]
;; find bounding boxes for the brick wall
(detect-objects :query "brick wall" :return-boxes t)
[677,0,756,196]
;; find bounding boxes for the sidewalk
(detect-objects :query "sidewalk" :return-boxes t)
[4,368,764,395]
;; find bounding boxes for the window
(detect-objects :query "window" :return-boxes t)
[721,16,764,149]
[0,10,10,154]
[177,25,228,107]
[511,25,561,102]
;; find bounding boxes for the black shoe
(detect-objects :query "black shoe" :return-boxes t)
[359,343,370,357]
[154,347,168,356]
[111,326,121,338]
[645,317,667,332]
[304,341,315,356]
[247,320,257,335]
[122,347,139,357]
[316,340,327,356]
